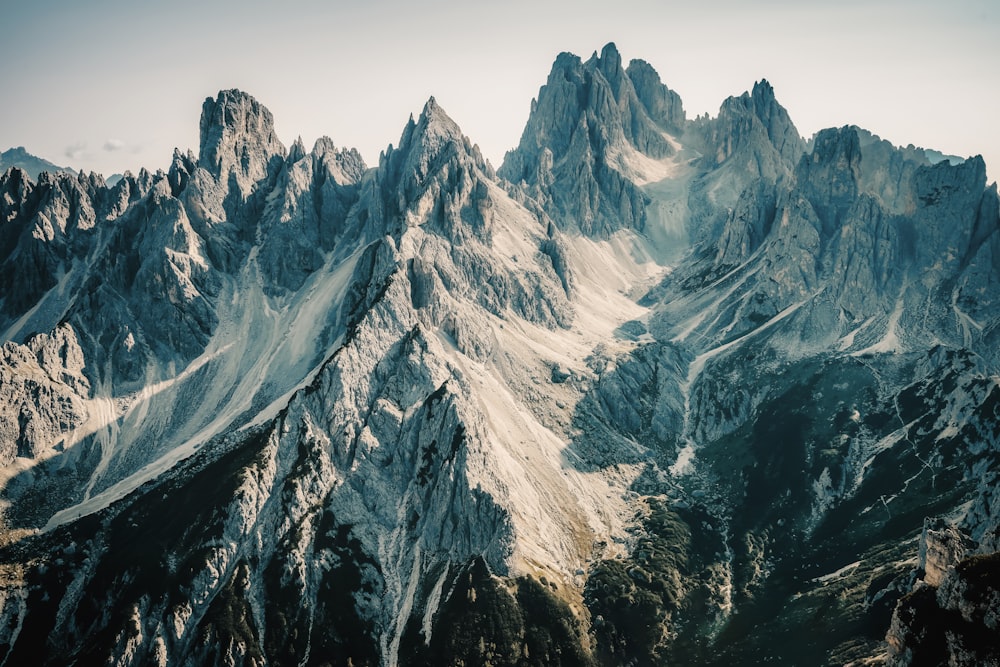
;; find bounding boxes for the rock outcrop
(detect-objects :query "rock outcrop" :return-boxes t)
[255,137,365,293]
[683,79,806,246]
[0,324,89,465]
[198,89,286,198]
[887,553,1000,666]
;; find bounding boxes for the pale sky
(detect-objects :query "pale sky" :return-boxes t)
[1,0,997,183]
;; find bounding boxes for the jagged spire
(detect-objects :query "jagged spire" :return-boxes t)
[198,89,285,186]
[500,44,684,236]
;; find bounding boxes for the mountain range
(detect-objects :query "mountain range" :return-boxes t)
[0,146,73,180]
[0,43,997,666]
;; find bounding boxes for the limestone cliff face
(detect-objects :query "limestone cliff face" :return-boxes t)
[697,79,804,175]
[499,43,685,236]
[668,124,1000,361]
[680,79,806,247]
[198,89,286,198]
[254,137,365,294]
[0,324,89,465]
[369,97,573,330]
[626,59,685,135]
[0,167,147,329]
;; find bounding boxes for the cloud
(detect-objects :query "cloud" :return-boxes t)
[64,142,88,161]
[103,138,126,152]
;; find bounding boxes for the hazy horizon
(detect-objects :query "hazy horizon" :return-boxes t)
[2,0,997,182]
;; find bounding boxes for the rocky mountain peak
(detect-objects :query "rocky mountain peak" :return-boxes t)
[412,95,468,153]
[0,165,32,209]
[751,79,804,162]
[369,97,497,243]
[705,79,805,172]
[384,97,481,177]
[795,125,862,236]
[419,95,447,124]
[198,88,285,192]
[550,49,584,77]
[310,137,366,184]
[167,147,197,197]
[626,58,685,133]
[311,135,338,159]
[594,41,624,89]
[751,78,775,103]
[287,135,307,163]
[500,43,687,236]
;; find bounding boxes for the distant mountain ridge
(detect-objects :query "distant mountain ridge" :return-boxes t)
[0,146,72,179]
[0,43,996,667]
[1,146,124,185]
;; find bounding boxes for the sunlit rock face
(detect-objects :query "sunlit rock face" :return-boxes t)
[0,44,998,666]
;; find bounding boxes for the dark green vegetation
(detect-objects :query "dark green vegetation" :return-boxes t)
[570,343,1000,666]
[262,516,381,667]
[0,428,273,666]
[0,424,384,667]
[584,499,724,666]
[402,557,594,666]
